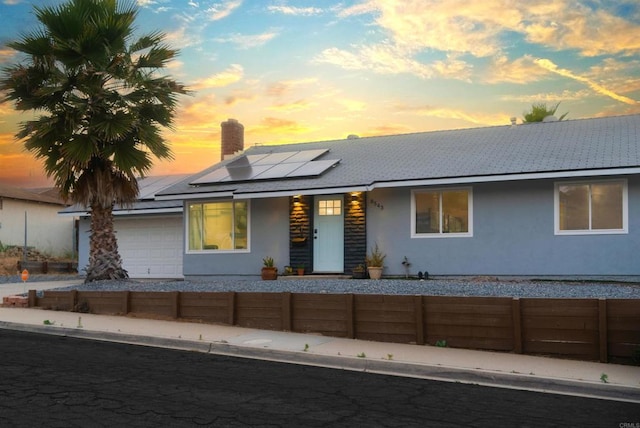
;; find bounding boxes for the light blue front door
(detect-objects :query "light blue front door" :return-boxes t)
[313,195,344,273]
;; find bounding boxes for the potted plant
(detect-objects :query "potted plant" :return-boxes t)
[365,243,386,280]
[352,264,367,279]
[296,264,305,276]
[261,256,278,280]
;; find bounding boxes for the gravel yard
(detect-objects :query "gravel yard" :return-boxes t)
[3,274,640,299]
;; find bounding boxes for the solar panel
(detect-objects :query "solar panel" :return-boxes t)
[189,148,338,185]
[285,149,328,163]
[286,159,339,177]
[228,164,271,181]
[253,151,299,165]
[253,162,305,179]
[190,168,230,185]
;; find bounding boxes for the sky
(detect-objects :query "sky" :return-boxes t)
[0,0,639,188]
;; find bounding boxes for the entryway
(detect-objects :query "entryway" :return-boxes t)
[313,195,344,273]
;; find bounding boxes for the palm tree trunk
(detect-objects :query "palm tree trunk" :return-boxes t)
[85,203,128,282]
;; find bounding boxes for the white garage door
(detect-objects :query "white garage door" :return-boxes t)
[115,216,183,279]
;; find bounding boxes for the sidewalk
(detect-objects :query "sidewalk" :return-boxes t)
[1,280,639,403]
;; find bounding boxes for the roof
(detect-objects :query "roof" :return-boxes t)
[61,174,190,216]
[157,114,640,200]
[0,183,67,205]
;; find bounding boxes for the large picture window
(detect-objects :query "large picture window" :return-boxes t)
[188,201,248,251]
[556,180,627,234]
[412,188,472,237]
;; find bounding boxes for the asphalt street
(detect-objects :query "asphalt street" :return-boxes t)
[0,328,637,427]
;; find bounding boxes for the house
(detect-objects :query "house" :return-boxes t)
[62,174,189,279]
[154,114,640,280]
[0,183,74,257]
[62,119,245,279]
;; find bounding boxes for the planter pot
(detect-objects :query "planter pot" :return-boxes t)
[352,270,367,279]
[297,268,305,276]
[367,266,383,280]
[261,267,278,280]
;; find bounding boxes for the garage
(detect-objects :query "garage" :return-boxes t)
[115,215,183,279]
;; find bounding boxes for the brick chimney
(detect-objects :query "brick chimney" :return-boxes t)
[221,118,244,160]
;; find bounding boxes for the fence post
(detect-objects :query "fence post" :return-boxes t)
[227,292,236,325]
[70,290,78,311]
[282,293,292,331]
[415,295,424,345]
[598,298,608,363]
[512,298,522,354]
[28,289,36,307]
[346,294,355,338]
[122,291,130,315]
[171,291,180,319]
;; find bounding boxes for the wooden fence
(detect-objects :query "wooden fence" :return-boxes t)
[18,261,78,274]
[28,290,640,365]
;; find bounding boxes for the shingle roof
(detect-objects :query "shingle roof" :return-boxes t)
[157,114,640,199]
[0,183,67,205]
[60,174,189,215]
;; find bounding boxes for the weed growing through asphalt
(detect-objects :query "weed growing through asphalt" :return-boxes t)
[387,354,393,360]
[357,352,366,358]
[303,343,309,352]
[435,340,447,347]
[43,320,55,325]
[600,373,609,383]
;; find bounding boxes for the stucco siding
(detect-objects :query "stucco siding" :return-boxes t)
[183,197,290,279]
[367,176,640,277]
[0,198,73,256]
[78,217,90,274]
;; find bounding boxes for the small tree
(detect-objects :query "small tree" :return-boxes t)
[0,0,188,282]
[523,102,568,123]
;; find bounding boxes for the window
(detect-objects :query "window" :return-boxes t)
[318,199,341,216]
[188,200,248,251]
[412,188,472,237]
[555,180,627,234]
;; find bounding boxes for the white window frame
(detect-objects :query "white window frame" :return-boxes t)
[411,187,473,238]
[554,179,628,235]
[186,200,251,253]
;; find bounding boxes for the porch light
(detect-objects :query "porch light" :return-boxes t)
[350,193,360,203]
[293,195,301,203]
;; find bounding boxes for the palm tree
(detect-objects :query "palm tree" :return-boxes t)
[0,0,188,282]
[523,102,568,123]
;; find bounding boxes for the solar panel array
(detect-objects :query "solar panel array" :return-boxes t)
[191,149,339,185]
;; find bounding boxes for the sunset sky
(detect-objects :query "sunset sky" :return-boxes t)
[1,0,639,187]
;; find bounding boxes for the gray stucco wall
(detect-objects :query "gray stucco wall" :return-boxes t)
[183,197,290,279]
[77,217,90,276]
[367,175,640,277]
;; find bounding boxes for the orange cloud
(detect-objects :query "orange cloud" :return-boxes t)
[535,58,639,105]
[208,0,242,21]
[394,104,508,126]
[484,55,549,84]
[190,64,244,90]
[269,99,314,112]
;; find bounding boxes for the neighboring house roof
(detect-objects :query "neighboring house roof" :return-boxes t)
[0,183,67,206]
[157,114,640,200]
[61,174,190,216]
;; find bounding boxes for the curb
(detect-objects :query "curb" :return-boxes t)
[1,320,638,404]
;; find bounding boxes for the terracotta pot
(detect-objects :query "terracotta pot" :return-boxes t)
[297,268,305,276]
[367,266,383,280]
[261,267,278,280]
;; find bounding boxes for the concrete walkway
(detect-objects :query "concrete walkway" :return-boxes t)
[1,280,639,403]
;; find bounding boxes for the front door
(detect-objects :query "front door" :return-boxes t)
[313,195,344,273]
